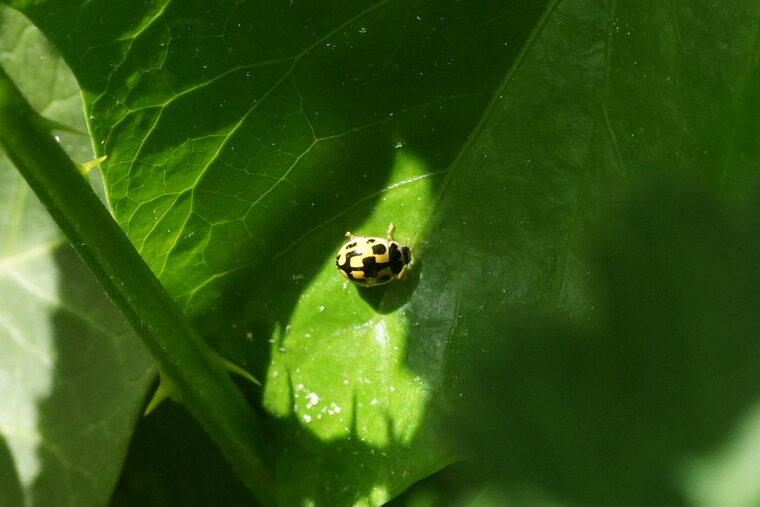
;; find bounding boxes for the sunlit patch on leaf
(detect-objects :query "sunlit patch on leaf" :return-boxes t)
[264,147,436,446]
[681,401,760,507]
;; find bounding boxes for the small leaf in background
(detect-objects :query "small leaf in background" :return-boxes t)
[0,7,154,507]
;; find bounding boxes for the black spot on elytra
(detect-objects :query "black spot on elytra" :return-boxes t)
[345,250,363,262]
[360,256,382,277]
[388,243,405,274]
[372,244,387,255]
[366,238,376,243]
[401,246,411,264]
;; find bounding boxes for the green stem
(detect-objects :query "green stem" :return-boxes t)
[0,65,275,505]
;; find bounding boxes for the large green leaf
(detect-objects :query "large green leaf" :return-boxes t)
[0,7,154,507]
[4,0,553,504]
[3,0,759,505]
[416,0,760,380]
[444,0,760,505]
[456,177,760,506]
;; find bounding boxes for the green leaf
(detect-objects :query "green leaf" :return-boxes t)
[0,34,275,507]
[4,0,555,504]
[0,7,154,506]
[4,0,760,505]
[416,0,760,381]
[442,0,760,504]
[456,176,760,506]
[112,403,256,507]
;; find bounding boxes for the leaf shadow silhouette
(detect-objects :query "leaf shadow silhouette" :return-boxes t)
[451,176,760,506]
[0,432,23,507]
[29,244,153,506]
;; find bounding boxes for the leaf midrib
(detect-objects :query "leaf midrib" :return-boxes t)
[414,0,564,246]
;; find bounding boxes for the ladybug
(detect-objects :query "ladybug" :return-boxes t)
[335,223,412,287]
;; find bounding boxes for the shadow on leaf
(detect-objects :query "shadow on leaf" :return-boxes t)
[451,175,760,506]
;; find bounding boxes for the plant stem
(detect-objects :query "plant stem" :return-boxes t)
[0,65,275,505]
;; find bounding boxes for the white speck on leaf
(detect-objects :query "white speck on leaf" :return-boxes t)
[373,320,389,346]
[306,392,320,408]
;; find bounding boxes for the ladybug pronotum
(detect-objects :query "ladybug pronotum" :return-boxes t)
[335,223,412,287]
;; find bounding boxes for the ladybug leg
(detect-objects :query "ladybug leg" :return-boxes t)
[386,222,395,241]
[345,231,355,238]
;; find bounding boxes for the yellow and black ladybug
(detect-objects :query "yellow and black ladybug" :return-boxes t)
[335,224,411,287]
